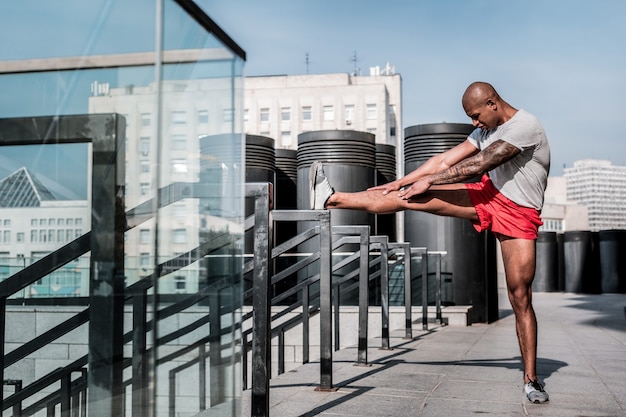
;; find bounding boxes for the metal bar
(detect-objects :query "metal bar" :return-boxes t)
[278,331,285,375]
[422,252,429,331]
[399,244,413,339]
[317,211,334,391]
[199,344,207,411]
[435,253,443,324]
[333,285,340,351]
[87,114,126,417]
[374,237,390,350]
[60,372,71,417]
[209,290,224,407]
[0,296,5,413]
[302,286,310,364]
[356,229,371,365]
[250,183,272,417]
[131,290,148,417]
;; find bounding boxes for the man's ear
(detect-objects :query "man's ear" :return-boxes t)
[486,99,497,110]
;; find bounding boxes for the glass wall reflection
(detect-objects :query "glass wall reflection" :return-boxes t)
[0,1,245,416]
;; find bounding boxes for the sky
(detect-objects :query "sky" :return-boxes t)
[198,0,626,175]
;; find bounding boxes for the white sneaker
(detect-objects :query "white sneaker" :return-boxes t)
[309,161,334,210]
[524,380,549,403]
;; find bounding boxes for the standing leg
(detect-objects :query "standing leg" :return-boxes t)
[498,235,549,403]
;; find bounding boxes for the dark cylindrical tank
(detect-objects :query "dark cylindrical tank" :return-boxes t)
[275,148,298,244]
[403,123,498,323]
[375,143,397,242]
[297,130,376,228]
[245,135,275,252]
[598,229,626,293]
[556,232,565,291]
[297,130,376,305]
[533,232,559,292]
[563,231,601,293]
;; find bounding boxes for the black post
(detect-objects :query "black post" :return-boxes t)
[422,253,429,331]
[87,114,126,417]
[250,183,272,417]
[317,210,334,391]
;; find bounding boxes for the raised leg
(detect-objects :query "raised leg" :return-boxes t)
[326,184,479,222]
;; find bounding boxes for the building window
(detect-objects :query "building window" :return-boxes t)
[140,137,150,156]
[171,159,188,173]
[281,131,292,147]
[323,106,334,121]
[173,229,187,244]
[39,219,46,226]
[197,110,209,124]
[366,104,377,120]
[345,104,355,125]
[172,111,187,125]
[3,219,10,227]
[31,219,37,227]
[175,275,186,290]
[390,126,396,137]
[281,107,291,121]
[57,230,64,243]
[260,108,270,123]
[140,182,150,196]
[3,231,10,244]
[243,109,249,123]
[140,253,150,267]
[140,113,151,127]
[139,229,150,244]
[16,233,24,243]
[141,160,150,173]
[30,230,37,243]
[171,135,187,150]
[66,218,74,226]
[302,106,312,121]
[223,108,233,122]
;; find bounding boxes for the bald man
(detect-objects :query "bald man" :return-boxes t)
[310,81,550,403]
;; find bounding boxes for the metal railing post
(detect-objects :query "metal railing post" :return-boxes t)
[249,183,272,417]
[317,210,334,391]
[421,252,429,331]
[400,244,413,339]
[435,253,443,324]
[132,289,148,417]
[372,236,390,350]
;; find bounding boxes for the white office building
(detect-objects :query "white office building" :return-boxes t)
[540,176,589,232]
[564,159,626,231]
[0,167,90,296]
[243,67,403,171]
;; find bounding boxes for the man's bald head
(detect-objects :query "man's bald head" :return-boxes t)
[462,82,500,109]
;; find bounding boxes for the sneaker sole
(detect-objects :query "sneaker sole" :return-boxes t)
[309,161,319,210]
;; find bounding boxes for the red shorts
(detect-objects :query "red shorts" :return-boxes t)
[465,175,543,240]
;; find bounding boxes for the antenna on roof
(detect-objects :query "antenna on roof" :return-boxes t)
[351,51,359,76]
[305,52,310,74]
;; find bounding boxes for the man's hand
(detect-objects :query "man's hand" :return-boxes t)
[397,178,431,200]
[368,180,401,195]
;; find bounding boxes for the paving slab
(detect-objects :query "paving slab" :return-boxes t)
[241,292,626,416]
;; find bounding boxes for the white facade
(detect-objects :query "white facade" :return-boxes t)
[540,176,589,232]
[243,70,403,171]
[564,159,626,231]
[0,201,90,297]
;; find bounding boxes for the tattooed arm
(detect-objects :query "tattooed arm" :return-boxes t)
[398,139,520,199]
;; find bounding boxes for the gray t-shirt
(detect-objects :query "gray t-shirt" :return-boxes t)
[467,109,550,210]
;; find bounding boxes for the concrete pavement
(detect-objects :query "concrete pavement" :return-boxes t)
[241,292,626,416]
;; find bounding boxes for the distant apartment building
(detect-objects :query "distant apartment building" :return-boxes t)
[540,176,589,232]
[0,167,90,296]
[564,159,626,231]
[243,67,403,171]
